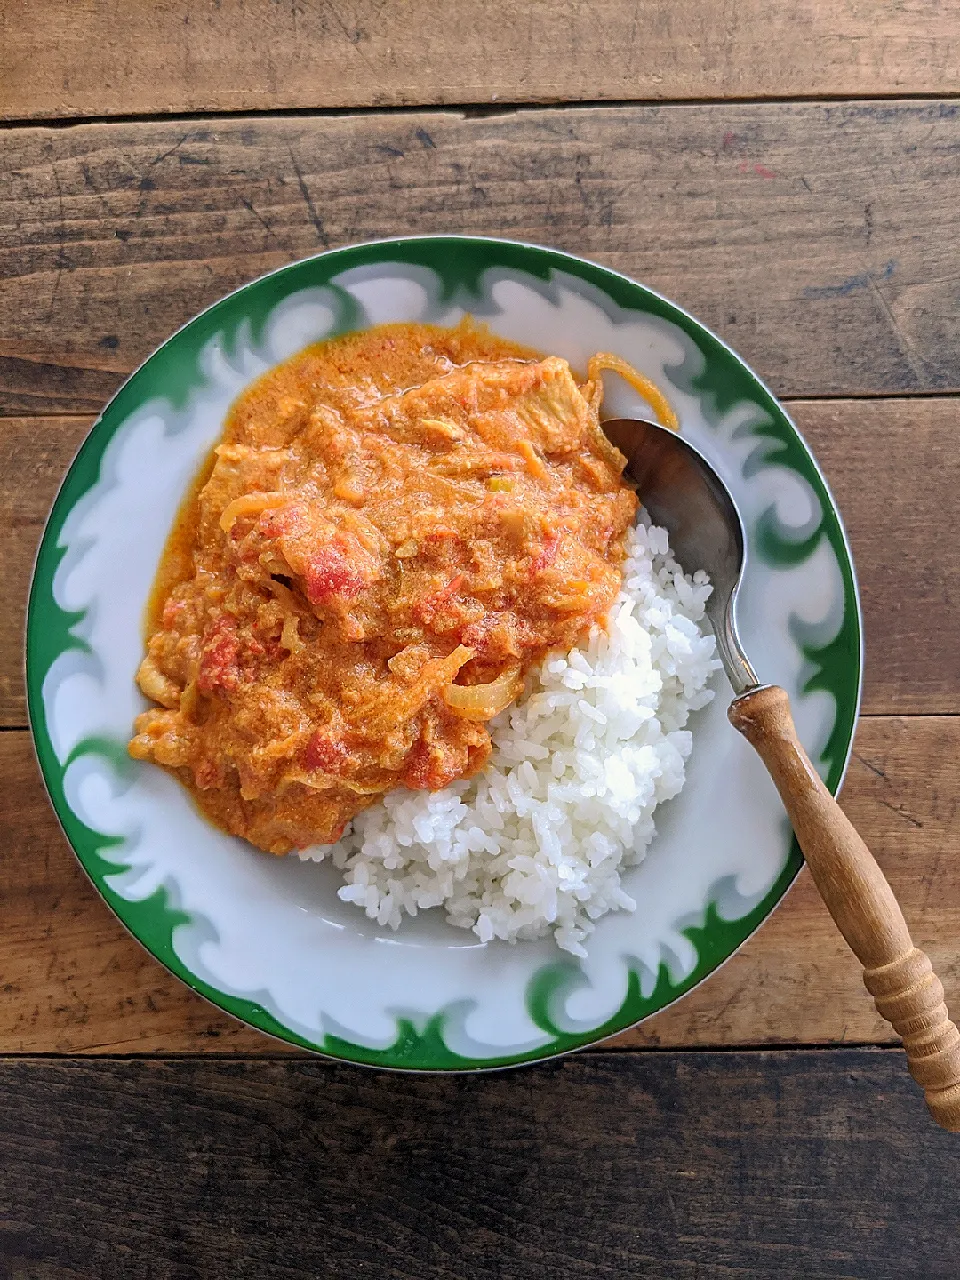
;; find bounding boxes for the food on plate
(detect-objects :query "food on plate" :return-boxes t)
[130,320,718,952]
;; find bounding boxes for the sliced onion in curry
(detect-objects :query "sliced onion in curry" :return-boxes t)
[586,352,680,433]
[362,644,476,731]
[130,322,679,854]
[219,491,292,533]
[443,666,523,719]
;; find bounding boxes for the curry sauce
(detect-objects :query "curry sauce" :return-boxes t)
[129,320,638,852]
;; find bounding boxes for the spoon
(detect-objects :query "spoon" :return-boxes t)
[604,415,960,1131]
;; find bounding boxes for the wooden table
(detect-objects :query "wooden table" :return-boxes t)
[3,4,960,1275]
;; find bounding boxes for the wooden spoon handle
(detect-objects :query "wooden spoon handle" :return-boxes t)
[729,684,960,1131]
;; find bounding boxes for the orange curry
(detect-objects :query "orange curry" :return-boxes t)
[129,321,642,853]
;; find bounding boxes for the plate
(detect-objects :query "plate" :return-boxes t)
[27,236,862,1069]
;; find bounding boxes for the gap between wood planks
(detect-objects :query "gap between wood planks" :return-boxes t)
[0,1042,912,1060]
[4,90,960,134]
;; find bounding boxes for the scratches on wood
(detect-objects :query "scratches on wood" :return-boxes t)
[3,104,960,412]
[287,146,329,247]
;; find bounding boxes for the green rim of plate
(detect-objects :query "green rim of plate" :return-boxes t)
[26,236,862,1070]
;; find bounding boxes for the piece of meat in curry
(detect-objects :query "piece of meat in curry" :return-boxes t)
[129,321,638,853]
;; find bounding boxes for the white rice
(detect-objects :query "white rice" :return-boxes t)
[300,520,721,956]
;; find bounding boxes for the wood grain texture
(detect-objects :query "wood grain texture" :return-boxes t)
[797,398,960,717]
[4,397,957,726]
[2,717,957,1055]
[0,416,88,721]
[1,1052,959,1278]
[3,0,959,122]
[4,102,960,414]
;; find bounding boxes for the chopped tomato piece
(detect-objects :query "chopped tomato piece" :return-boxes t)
[403,736,488,789]
[195,757,225,789]
[415,574,464,626]
[460,615,491,652]
[305,544,367,604]
[197,618,240,693]
[403,739,463,791]
[258,504,303,539]
[162,597,184,629]
[303,731,349,774]
[529,531,560,576]
[435,573,465,604]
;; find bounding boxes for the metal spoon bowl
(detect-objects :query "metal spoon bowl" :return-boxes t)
[602,417,757,694]
[604,415,960,1131]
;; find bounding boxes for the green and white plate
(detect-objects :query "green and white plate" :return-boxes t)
[27,236,862,1069]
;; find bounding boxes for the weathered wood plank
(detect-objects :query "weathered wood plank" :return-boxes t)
[1,1051,958,1278]
[2,0,959,122]
[4,398,957,726]
[4,103,960,414]
[798,399,960,717]
[0,416,89,722]
[2,717,957,1054]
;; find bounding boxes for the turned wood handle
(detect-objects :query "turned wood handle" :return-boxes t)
[729,684,960,1131]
